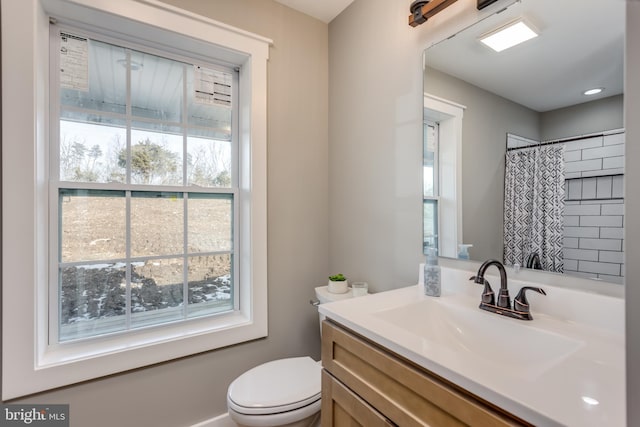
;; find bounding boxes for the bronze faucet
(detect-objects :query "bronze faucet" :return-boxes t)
[470,259,546,321]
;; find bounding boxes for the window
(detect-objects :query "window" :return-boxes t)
[52,28,238,342]
[423,94,464,258]
[2,0,270,400]
[423,121,440,252]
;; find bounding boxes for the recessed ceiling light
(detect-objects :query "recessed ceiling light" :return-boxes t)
[582,396,600,406]
[583,88,604,96]
[479,19,539,52]
[116,58,144,71]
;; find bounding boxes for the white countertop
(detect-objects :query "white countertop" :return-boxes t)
[318,266,625,426]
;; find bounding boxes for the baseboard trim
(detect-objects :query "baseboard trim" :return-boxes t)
[190,412,236,427]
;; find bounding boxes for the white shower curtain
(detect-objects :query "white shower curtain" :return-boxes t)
[504,145,565,272]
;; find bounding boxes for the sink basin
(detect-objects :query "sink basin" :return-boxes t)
[375,297,584,379]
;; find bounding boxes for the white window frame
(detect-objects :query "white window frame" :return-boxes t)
[424,120,440,252]
[50,25,242,343]
[424,94,465,259]
[2,0,271,400]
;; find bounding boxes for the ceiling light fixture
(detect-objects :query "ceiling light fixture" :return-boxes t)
[116,58,144,71]
[582,396,600,406]
[583,88,604,96]
[479,19,539,52]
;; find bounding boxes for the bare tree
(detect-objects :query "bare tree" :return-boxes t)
[187,140,231,187]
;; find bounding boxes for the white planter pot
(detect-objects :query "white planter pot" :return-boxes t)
[328,280,349,294]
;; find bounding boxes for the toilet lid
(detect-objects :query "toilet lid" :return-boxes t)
[228,357,321,415]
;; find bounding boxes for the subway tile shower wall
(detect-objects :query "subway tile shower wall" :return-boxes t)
[505,131,625,284]
[564,132,625,179]
[562,131,625,284]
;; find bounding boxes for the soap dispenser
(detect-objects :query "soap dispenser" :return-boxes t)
[458,244,473,259]
[424,248,441,297]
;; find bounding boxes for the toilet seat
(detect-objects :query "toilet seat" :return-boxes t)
[227,357,321,416]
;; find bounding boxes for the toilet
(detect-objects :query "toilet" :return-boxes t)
[226,286,358,427]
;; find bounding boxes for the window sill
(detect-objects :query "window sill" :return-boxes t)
[40,311,260,368]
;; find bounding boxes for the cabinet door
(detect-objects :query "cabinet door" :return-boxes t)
[322,320,531,427]
[322,370,394,427]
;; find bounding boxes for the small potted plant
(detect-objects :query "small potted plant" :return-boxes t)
[328,273,349,294]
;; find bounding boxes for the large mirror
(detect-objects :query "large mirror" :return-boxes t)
[423,0,625,286]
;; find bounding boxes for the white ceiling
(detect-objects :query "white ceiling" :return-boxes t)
[273,0,624,113]
[273,0,355,23]
[425,0,625,112]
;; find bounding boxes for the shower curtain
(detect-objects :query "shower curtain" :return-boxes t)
[504,145,565,273]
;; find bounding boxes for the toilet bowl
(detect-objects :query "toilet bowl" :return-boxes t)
[226,285,361,427]
[227,357,322,427]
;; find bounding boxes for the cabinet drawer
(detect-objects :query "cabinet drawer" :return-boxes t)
[322,320,531,427]
[322,370,393,427]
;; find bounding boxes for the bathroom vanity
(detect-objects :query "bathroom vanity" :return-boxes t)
[319,267,625,426]
[321,320,530,426]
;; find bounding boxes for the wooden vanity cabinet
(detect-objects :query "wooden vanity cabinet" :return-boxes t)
[321,319,532,427]
[322,370,394,426]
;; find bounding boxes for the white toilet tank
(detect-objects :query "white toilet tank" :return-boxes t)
[314,285,357,333]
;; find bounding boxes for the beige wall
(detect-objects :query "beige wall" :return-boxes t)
[7,1,329,426]
[541,94,624,141]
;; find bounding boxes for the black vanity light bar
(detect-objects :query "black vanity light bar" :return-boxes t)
[409,0,501,27]
[409,0,459,27]
[477,0,500,10]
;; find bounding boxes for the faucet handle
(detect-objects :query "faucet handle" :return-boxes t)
[514,286,546,314]
[469,276,495,305]
[497,288,511,309]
